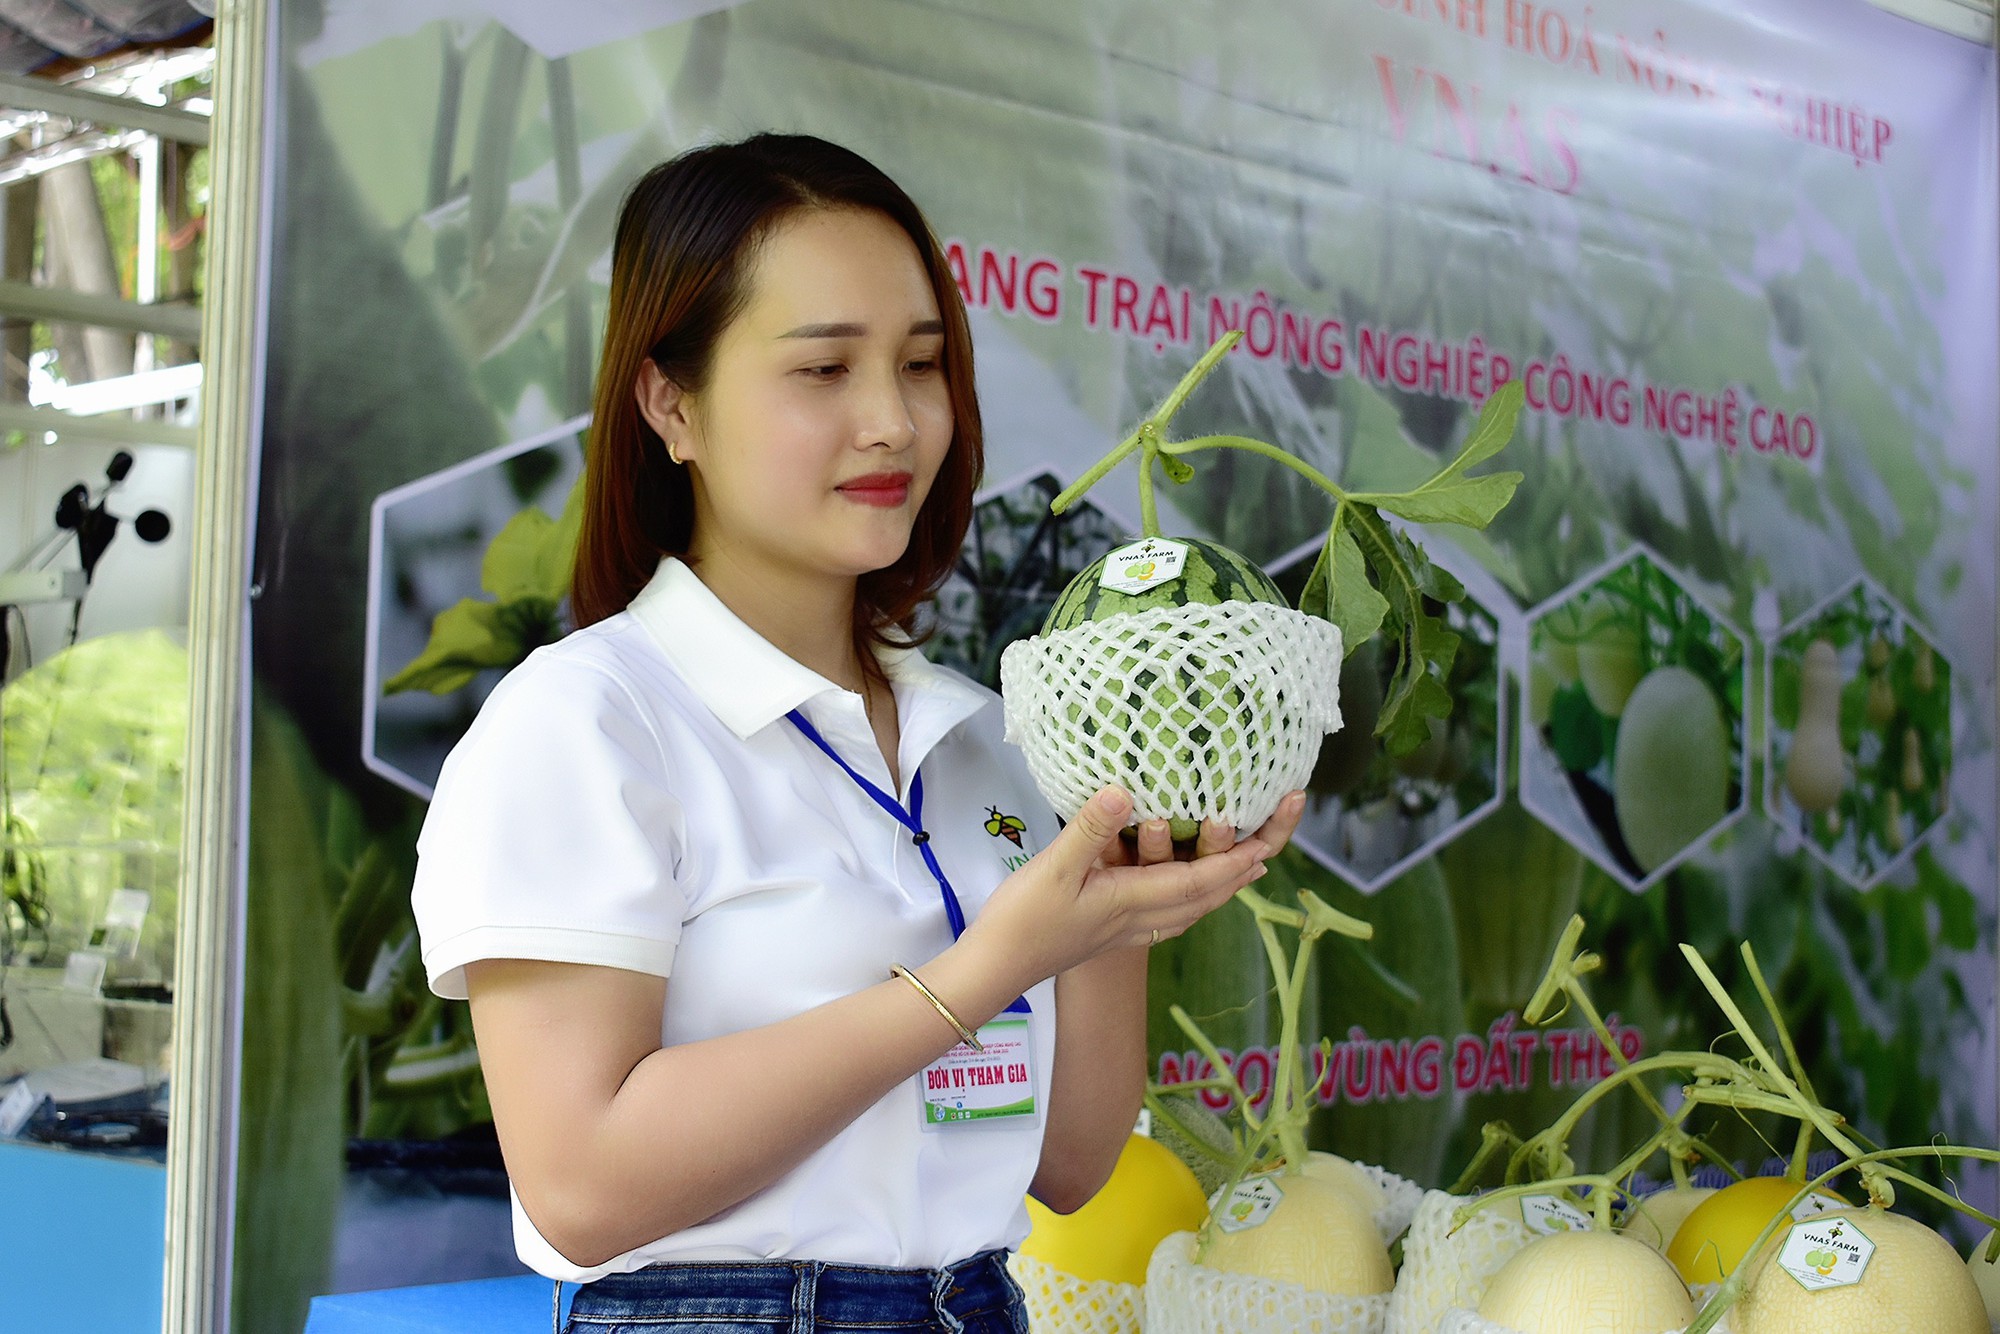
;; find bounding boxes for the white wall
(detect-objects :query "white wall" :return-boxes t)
[2,437,194,678]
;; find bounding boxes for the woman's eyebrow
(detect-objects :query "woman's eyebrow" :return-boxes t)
[778,318,946,339]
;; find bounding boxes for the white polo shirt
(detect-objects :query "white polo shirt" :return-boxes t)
[410,557,1060,1282]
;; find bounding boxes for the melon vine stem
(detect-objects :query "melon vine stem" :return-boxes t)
[1448,1120,1524,1194]
[1050,331,1249,523]
[1676,943,1879,1195]
[1736,940,1828,1178]
[1507,918,1738,1186]
[1050,331,1355,532]
[1161,432,1346,499]
[1453,1173,1644,1233]
[1155,884,1372,1259]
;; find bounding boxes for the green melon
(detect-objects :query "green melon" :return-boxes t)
[1043,536,1288,634]
[1043,537,1292,844]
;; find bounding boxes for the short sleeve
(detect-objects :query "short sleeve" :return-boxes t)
[411,648,687,1000]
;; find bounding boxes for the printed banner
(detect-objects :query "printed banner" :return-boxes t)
[245,0,1995,1327]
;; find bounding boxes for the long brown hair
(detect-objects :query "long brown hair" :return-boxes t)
[570,134,981,660]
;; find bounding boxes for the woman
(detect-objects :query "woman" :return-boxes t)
[411,132,1306,1334]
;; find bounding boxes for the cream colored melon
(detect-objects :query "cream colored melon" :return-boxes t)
[1201,1171,1393,1296]
[1734,1207,1986,1334]
[1302,1150,1389,1215]
[1621,1185,1717,1252]
[1476,1228,1695,1334]
[1968,1227,2000,1323]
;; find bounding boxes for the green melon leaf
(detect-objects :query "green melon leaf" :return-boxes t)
[1348,505,1461,755]
[1347,381,1525,527]
[1435,379,1526,482]
[1300,516,1390,656]
[1357,470,1522,528]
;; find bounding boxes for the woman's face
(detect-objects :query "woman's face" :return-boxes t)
[662,207,954,588]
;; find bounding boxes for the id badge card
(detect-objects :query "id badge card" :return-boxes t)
[918,1018,1036,1128]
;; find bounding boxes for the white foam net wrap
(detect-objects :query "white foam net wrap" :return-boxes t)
[1360,1162,1425,1247]
[1383,1192,1533,1334]
[1005,1253,1143,1334]
[1000,602,1344,833]
[1435,1311,1524,1334]
[1144,1231,1389,1334]
[1434,1309,1699,1334]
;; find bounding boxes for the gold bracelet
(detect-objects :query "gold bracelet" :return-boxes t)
[891,964,984,1052]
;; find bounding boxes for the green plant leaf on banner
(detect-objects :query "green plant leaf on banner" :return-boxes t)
[1308,854,1463,1186]
[389,478,581,697]
[479,508,560,601]
[480,481,582,601]
[383,598,531,695]
[1548,684,1603,772]
[467,29,533,276]
[1917,848,1979,953]
[233,698,344,1334]
[475,125,672,360]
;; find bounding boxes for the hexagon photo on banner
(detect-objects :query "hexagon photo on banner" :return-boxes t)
[1519,545,1748,892]
[363,419,587,799]
[1274,533,1510,892]
[1765,576,1951,888]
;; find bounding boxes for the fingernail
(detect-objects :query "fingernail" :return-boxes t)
[1250,862,1270,880]
[1246,839,1272,859]
[1147,820,1169,836]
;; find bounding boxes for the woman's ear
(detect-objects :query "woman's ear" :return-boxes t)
[634,360,697,463]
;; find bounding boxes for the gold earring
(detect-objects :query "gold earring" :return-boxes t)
[667,440,683,466]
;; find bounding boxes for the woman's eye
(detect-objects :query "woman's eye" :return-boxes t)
[905,357,940,375]
[799,363,845,380]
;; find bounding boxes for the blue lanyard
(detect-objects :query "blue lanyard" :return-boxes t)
[786,708,1030,1015]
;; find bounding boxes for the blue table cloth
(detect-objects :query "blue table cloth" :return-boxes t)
[306,1274,569,1333]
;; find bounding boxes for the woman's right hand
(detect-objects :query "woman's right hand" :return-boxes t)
[963,786,1269,988]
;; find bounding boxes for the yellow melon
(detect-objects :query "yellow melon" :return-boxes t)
[1666,1175,1847,1284]
[1018,1133,1207,1286]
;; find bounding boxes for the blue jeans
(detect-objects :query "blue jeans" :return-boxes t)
[558,1249,1030,1334]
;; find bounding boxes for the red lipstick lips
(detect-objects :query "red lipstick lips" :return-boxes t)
[837,470,913,506]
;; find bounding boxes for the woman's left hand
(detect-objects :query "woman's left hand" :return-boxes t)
[1108,789,1308,868]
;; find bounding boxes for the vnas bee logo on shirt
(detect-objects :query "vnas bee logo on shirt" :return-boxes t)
[985,806,1032,871]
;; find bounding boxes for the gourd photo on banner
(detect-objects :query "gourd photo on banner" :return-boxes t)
[406,134,1301,1334]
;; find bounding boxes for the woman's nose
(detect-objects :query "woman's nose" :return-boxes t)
[857,369,919,450]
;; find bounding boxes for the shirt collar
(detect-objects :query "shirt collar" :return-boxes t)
[625,557,989,743]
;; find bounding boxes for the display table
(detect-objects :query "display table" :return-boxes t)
[306,1274,569,1332]
[0,1139,166,1331]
